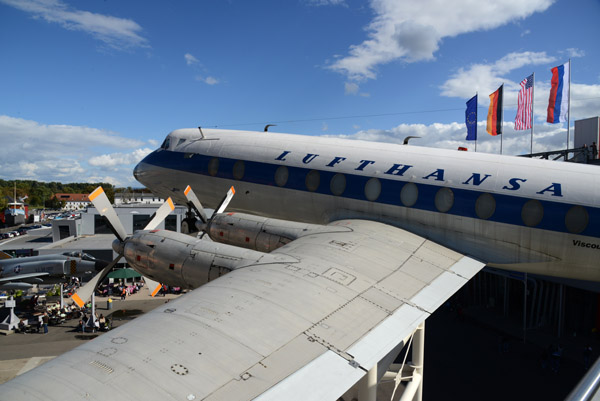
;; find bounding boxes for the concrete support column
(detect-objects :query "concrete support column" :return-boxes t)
[358,363,377,401]
[412,322,425,401]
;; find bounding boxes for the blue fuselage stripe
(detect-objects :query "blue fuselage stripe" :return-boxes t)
[142,150,600,238]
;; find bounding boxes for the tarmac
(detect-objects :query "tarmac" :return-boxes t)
[0,287,592,400]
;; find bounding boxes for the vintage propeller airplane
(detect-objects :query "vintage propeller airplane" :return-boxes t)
[3,126,600,401]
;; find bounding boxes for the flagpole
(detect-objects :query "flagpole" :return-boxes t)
[500,83,504,155]
[531,72,535,155]
[567,59,571,159]
[475,91,478,152]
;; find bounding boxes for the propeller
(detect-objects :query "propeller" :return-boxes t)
[184,185,235,238]
[70,187,172,307]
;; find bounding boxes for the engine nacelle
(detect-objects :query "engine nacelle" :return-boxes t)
[123,229,296,289]
[207,213,349,252]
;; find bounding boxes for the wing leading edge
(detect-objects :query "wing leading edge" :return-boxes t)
[1,220,483,401]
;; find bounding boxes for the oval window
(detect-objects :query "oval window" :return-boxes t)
[521,199,544,227]
[330,174,346,196]
[208,157,219,177]
[435,187,454,213]
[275,166,289,187]
[400,183,418,207]
[364,178,381,201]
[305,170,320,192]
[233,160,245,180]
[475,193,496,220]
[565,205,589,234]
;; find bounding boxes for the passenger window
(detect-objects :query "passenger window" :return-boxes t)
[208,157,219,177]
[305,170,320,192]
[233,160,245,180]
[565,205,589,234]
[435,187,454,213]
[275,166,288,187]
[475,193,496,220]
[521,199,543,227]
[400,182,418,207]
[364,178,381,201]
[330,174,346,196]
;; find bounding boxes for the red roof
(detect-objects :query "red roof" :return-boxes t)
[53,193,91,202]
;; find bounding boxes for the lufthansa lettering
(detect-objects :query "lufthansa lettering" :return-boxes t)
[274,150,564,197]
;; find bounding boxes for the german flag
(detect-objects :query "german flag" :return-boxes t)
[486,84,503,136]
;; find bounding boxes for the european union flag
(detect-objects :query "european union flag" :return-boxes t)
[465,95,477,141]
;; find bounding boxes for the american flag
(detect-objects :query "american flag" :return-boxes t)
[515,74,534,130]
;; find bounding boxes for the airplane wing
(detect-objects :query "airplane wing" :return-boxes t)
[1,220,484,400]
[0,272,50,283]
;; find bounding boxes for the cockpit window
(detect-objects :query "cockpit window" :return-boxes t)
[161,137,171,150]
[176,138,186,148]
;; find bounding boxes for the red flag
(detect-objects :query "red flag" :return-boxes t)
[515,74,533,130]
[486,85,503,136]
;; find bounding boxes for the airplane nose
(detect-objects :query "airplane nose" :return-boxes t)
[94,259,110,272]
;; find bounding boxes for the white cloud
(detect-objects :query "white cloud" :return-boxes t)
[328,0,554,81]
[564,48,585,58]
[440,51,556,100]
[184,53,200,66]
[327,120,571,157]
[305,0,346,6]
[88,148,153,168]
[195,75,219,85]
[0,115,149,186]
[0,0,148,50]
[439,51,600,122]
[345,82,359,95]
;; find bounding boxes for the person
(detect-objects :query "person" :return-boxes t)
[98,314,106,331]
[592,142,598,160]
[121,286,127,300]
[42,312,49,334]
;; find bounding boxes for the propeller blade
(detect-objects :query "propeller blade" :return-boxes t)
[144,197,175,230]
[142,276,163,297]
[184,185,208,224]
[89,187,127,242]
[214,186,235,215]
[70,255,120,308]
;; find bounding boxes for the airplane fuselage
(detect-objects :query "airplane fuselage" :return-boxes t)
[134,128,600,281]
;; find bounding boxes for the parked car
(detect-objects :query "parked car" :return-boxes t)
[17,227,28,235]
[0,233,10,239]
[9,231,19,237]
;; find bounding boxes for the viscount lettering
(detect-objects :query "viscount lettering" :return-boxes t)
[463,173,492,186]
[326,157,347,167]
[302,153,319,164]
[384,164,412,176]
[502,178,527,191]
[423,169,445,181]
[275,151,291,161]
[355,160,375,171]
[536,183,563,197]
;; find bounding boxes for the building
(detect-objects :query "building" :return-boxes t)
[53,194,91,210]
[114,191,166,206]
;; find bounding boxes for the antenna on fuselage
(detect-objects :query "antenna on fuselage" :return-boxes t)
[264,124,277,132]
[198,126,205,139]
[403,136,421,145]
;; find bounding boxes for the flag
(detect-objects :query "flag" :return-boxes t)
[547,62,569,123]
[465,95,477,141]
[515,74,533,130]
[486,85,503,136]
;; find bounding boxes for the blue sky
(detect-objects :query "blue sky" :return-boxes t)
[1,0,599,186]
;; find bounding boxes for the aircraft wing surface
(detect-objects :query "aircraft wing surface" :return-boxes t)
[0,272,50,283]
[2,220,483,400]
